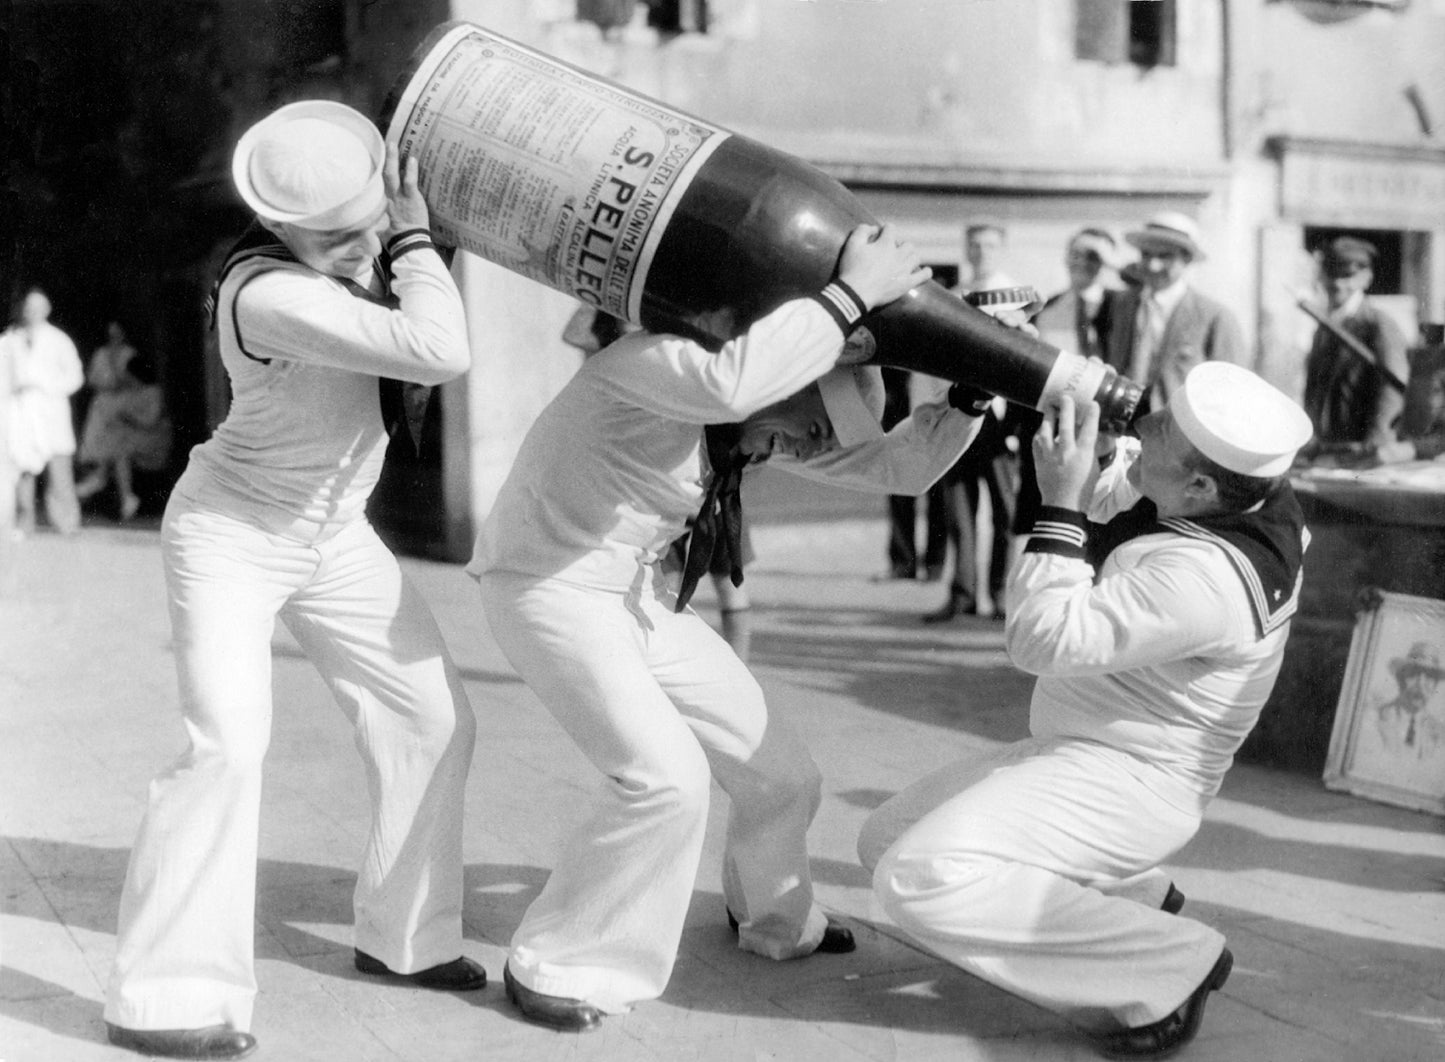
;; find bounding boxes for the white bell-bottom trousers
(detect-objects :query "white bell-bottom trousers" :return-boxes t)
[858,737,1227,1033]
[105,499,475,1032]
[477,570,827,1013]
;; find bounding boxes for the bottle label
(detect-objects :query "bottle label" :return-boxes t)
[387,23,729,322]
[1039,351,1111,412]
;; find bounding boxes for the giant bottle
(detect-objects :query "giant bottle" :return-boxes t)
[381,22,1141,429]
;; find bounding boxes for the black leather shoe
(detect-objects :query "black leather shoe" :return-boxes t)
[1094,947,1233,1059]
[815,920,856,954]
[1161,883,1186,915]
[354,949,487,990]
[726,908,856,955]
[105,1022,257,1060]
[502,963,602,1032]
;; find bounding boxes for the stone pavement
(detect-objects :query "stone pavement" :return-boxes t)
[3,515,1444,1062]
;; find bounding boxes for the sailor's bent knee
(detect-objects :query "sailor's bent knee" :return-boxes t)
[609,739,712,820]
[743,751,821,820]
[872,843,995,930]
[413,675,476,760]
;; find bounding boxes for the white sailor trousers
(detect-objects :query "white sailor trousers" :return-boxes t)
[477,570,827,1013]
[858,738,1227,1033]
[105,498,475,1032]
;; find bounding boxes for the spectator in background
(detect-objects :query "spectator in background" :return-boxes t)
[1034,228,1120,363]
[962,223,1017,293]
[924,223,1020,623]
[76,322,167,521]
[876,366,947,582]
[2,288,83,536]
[1017,227,1125,560]
[1373,362,1445,464]
[0,316,14,547]
[1105,212,1246,419]
[1301,236,1410,454]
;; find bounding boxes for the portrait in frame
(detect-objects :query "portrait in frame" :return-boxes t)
[1323,589,1445,815]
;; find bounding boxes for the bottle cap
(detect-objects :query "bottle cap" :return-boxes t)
[962,286,1040,318]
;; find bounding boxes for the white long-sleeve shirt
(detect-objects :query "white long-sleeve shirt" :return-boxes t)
[1005,444,1292,808]
[2,321,83,471]
[176,236,468,540]
[470,297,978,593]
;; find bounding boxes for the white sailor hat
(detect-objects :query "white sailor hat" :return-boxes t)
[818,364,886,448]
[1169,362,1313,478]
[232,100,386,231]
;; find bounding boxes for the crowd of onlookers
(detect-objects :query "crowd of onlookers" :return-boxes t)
[0,288,172,539]
[881,214,1445,623]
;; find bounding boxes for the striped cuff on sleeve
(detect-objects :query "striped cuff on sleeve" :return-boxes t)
[810,280,868,334]
[386,228,436,263]
[1025,505,1089,560]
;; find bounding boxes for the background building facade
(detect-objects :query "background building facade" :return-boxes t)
[7,0,1444,556]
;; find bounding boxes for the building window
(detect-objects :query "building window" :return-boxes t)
[645,0,709,36]
[576,0,710,36]
[1076,0,1176,68]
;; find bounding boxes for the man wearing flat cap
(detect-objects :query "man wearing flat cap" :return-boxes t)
[105,100,481,1060]
[861,362,1314,1059]
[1302,236,1409,451]
[1105,211,1246,418]
[469,225,996,1032]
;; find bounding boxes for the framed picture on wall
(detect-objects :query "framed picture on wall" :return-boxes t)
[1323,590,1445,815]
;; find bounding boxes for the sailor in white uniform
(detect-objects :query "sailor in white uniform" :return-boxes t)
[859,362,1314,1059]
[470,226,990,1030]
[105,101,481,1061]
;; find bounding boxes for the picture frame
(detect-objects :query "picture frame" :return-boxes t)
[1323,589,1445,815]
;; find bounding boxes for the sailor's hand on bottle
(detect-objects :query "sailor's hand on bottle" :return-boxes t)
[1034,395,1102,511]
[991,306,1039,337]
[837,224,932,311]
[384,144,430,235]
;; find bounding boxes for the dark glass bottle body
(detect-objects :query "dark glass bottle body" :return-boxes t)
[383,22,1141,430]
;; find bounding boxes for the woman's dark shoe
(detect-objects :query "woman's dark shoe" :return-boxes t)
[726,908,857,955]
[1093,947,1233,1059]
[502,963,602,1032]
[354,949,487,990]
[105,1022,257,1060]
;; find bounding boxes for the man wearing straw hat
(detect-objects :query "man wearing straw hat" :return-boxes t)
[1105,211,1246,419]
[104,101,481,1060]
[470,225,1000,1031]
[1374,641,1445,758]
[861,362,1313,1058]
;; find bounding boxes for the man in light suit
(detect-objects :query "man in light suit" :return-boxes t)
[1105,212,1246,418]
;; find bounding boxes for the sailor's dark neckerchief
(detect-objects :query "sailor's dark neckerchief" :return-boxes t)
[674,422,747,613]
[207,222,425,451]
[1029,483,1309,639]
